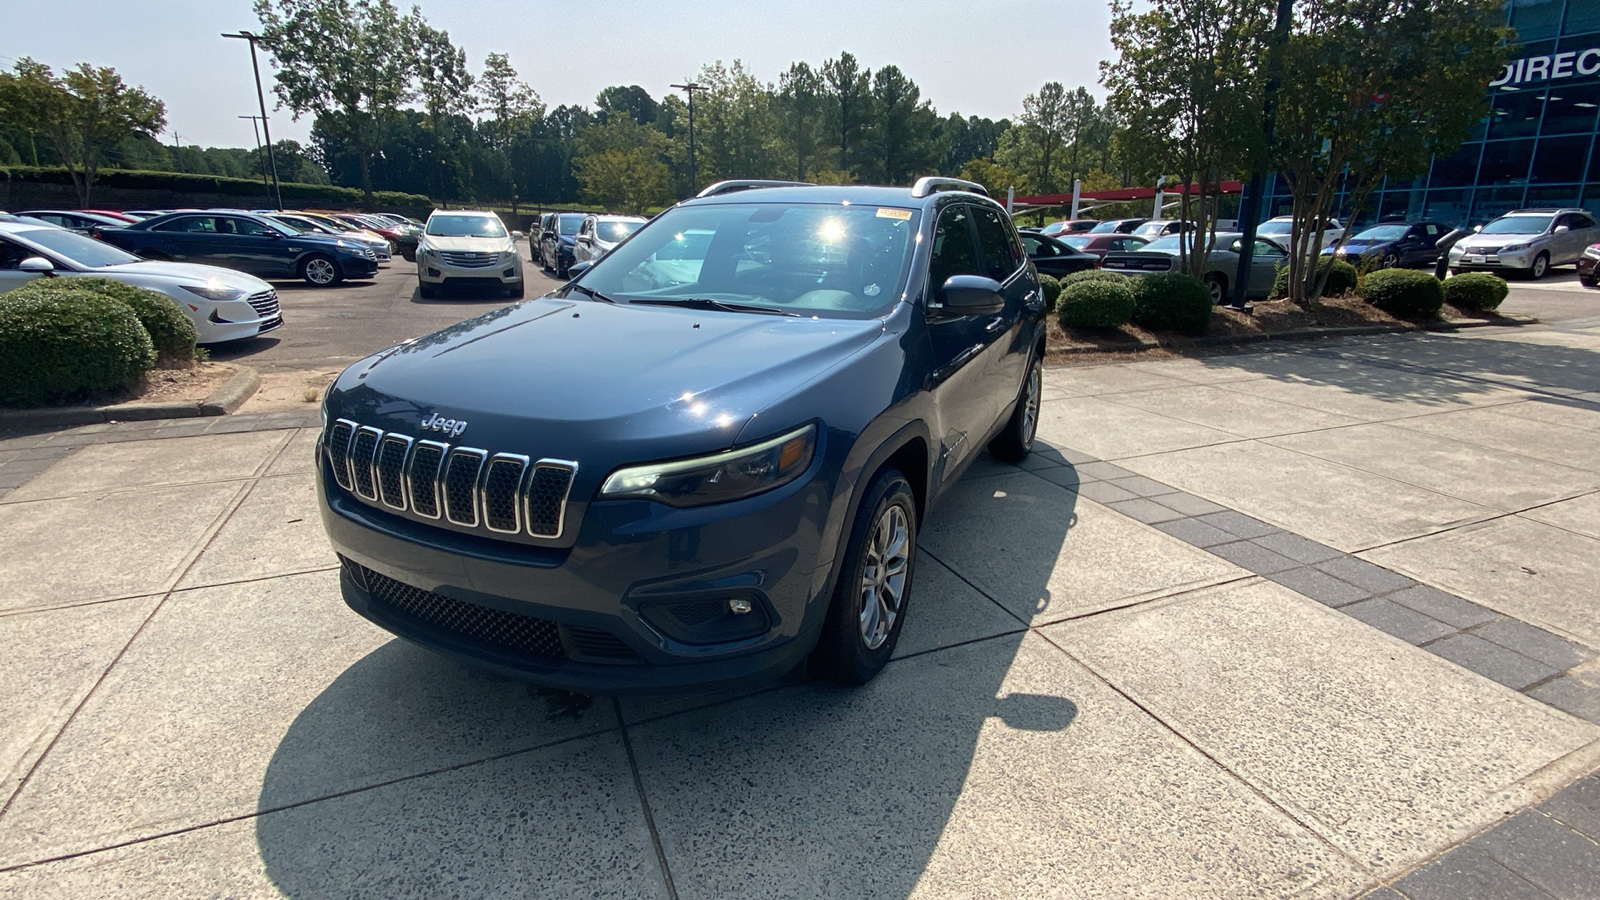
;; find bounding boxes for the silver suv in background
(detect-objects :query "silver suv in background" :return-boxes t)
[1448,208,1600,279]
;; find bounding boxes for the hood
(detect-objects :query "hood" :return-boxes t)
[421,234,515,253]
[1457,232,1545,250]
[91,260,273,292]
[328,296,885,467]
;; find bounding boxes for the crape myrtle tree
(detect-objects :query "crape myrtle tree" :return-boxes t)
[1272,0,1512,303]
[254,0,424,207]
[1103,0,1271,279]
[0,59,165,205]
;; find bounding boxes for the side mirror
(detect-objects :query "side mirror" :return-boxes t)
[1473,224,1483,233]
[1554,225,1570,234]
[938,274,1005,315]
[575,235,591,244]
[19,256,55,275]
[512,230,525,240]
[567,260,594,279]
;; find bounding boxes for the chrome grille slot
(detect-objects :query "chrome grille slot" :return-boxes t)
[525,462,576,538]
[349,427,383,501]
[326,419,356,490]
[481,454,528,533]
[406,441,447,519]
[246,289,280,318]
[444,448,487,526]
[439,251,499,268]
[376,434,413,510]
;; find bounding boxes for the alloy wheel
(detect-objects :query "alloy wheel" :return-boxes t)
[1022,359,1041,447]
[857,504,910,650]
[306,258,337,285]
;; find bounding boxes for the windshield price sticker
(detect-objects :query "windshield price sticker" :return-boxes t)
[875,208,913,221]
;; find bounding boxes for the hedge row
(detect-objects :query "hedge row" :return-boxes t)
[0,165,431,209]
[1054,270,1214,336]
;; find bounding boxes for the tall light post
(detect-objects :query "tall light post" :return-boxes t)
[239,115,271,203]
[670,81,703,196]
[223,30,283,210]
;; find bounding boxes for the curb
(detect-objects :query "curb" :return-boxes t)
[0,364,261,430]
[1049,314,1537,357]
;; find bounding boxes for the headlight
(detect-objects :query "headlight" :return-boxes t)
[1499,243,1527,253]
[1583,246,1600,259]
[180,283,246,302]
[600,423,817,507]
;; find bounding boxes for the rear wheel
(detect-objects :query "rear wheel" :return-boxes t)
[989,352,1042,463]
[300,254,342,287]
[1204,273,1227,304]
[813,468,917,685]
[1530,252,1550,280]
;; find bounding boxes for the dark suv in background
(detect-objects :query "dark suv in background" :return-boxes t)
[539,212,588,277]
[318,177,1046,693]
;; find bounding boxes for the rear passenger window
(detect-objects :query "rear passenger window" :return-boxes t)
[929,205,982,292]
[971,207,1022,281]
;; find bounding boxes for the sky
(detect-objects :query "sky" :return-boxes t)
[0,0,1115,150]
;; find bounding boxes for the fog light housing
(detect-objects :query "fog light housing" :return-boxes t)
[639,595,771,645]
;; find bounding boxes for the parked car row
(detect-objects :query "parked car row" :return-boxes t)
[529,211,647,277]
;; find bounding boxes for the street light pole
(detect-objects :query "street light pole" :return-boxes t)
[670,81,703,197]
[223,31,283,210]
[239,115,270,203]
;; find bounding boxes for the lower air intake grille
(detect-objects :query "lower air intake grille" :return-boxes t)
[358,563,566,663]
[567,626,643,662]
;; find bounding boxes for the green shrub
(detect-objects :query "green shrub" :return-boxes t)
[1443,272,1509,312]
[1037,274,1062,311]
[0,288,156,407]
[1271,258,1360,299]
[1057,278,1135,329]
[0,165,431,210]
[1130,273,1213,335]
[1359,268,1445,317]
[13,277,197,365]
[1060,269,1129,288]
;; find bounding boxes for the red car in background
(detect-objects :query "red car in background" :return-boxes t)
[1061,233,1151,260]
[329,212,420,261]
[81,209,141,224]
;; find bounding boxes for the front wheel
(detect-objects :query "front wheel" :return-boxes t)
[418,281,438,299]
[300,254,342,287]
[1530,252,1550,280]
[812,468,917,686]
[989,352,1042,462]
[1204,273,1227,304]
[1381,252,1399,269]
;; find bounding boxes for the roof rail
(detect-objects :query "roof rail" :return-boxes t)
[910,176,989,198]
[695,179,814,198]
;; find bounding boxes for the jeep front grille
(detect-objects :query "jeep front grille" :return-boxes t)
[324,418,576,541]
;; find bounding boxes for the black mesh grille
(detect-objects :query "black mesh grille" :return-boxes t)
[408,444,444,518]
[670,599,727,628]
[444,451,483,525]
[376,437,410,509]
[526,465,573,536]
[359,564,565,663]
[350,429,380,499]
[326,421,354,490]
[567,626,643,662]
[482,457,526,532]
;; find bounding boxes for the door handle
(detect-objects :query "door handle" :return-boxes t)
[985,316,1005,333]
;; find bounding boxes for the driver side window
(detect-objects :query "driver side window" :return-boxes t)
[929,205,982,296]
[0,238,34,270]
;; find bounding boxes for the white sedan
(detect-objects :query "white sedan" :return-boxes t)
[1257,215,1345,250]
[573,214,647,266]
[0,221,281,344]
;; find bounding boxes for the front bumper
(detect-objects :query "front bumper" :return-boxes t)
[1451,247,1534,271]
[418,255,524,287]
[316,451,835,694]
[338,256,381,278]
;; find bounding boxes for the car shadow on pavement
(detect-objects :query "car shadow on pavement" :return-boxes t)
[203,335,281,363]
[253,456,1081,898]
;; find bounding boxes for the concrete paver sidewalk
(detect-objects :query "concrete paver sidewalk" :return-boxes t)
[1,323,1599,898]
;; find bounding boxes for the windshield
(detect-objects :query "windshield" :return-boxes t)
[426,214,507,238]
[598,220,643,242]
[1258,221,1293,234]
[1482,215,1553,235]
[574,202,920,320]
[1062,235,1092,249]
[1089,220,1126,233]
[20,227,142,268]
[1355,225,1410,241]
[559,215,585,235]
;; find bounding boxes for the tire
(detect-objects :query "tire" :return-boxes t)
[812,467,917,686]
[1382,252,1399,269]
[1203,273,1227,305]
[1530,252,1550,280]
[540,246,553,272]
[988,351,1042,463]
[418,281,438,299]
[300,254,342,287]
[505,282,525,299]
[1581,274,1597,288]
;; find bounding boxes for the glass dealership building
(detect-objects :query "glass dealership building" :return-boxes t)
[1274,0,1600,227]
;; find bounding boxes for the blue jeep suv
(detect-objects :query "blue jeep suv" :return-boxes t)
[318,178,1046,692]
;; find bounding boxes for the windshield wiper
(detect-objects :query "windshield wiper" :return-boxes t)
[629,297,801,317]
[567,284,617,304]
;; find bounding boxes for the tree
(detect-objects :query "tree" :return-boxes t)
[415,22,475,201]
[1271,0,1511,302]
[683,60,782,184]
[0,59,165,205]
[820,52,872,176]
[939,113,1009,174]
[959,156,1034,198]
[865,65,939,184]
[596,85,659,126]
[477,52,543,210]
[254,0,422,206]
[574,118,671,213]
[1103,0,1271,278]
[776,62,824,181]
[1017,82,1072,192]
